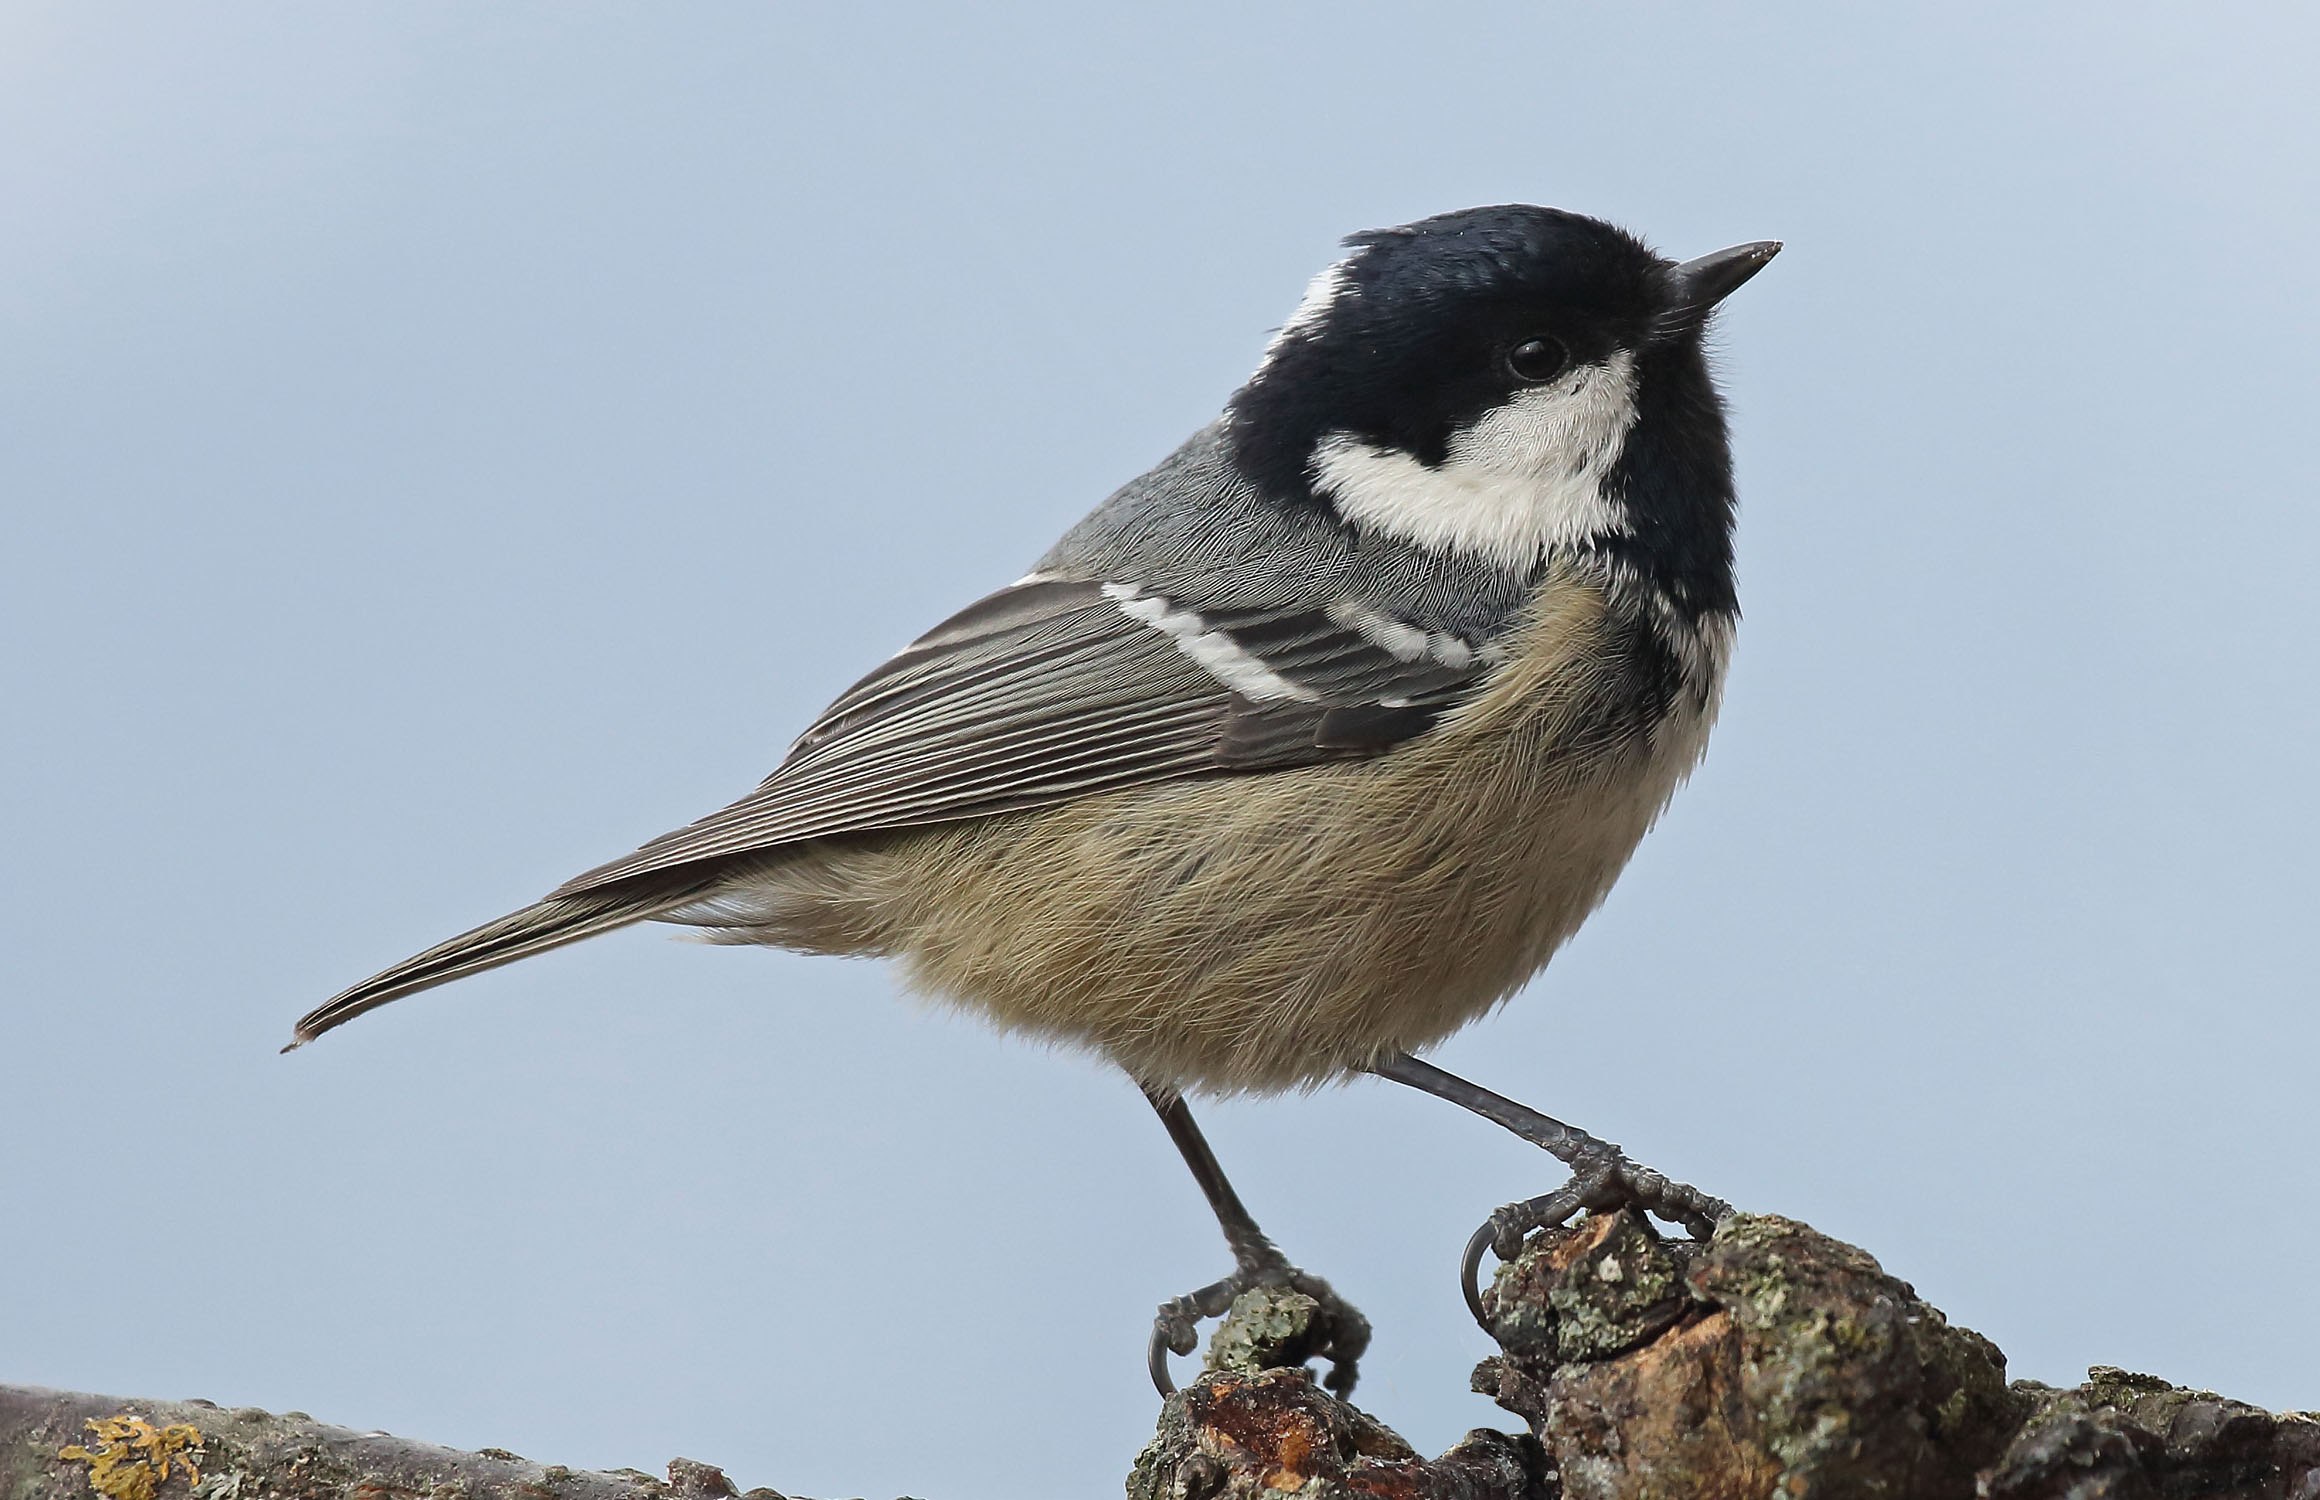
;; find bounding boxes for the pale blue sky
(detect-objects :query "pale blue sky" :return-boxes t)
[4,5,2316,1496]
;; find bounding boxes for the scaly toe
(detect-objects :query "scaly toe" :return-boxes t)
[1460,1154,1733,1331]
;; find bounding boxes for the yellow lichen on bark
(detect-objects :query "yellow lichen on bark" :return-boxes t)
[56,1415,203,1500]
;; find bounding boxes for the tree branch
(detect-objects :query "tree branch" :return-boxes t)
[0,1388,778,1500]
[1131,1212,2320,1499]
[8,1213,2318,1499]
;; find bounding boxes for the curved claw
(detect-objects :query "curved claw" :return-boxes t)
[1147,1279,1233,1395]
[1148,1324,1178,1395]
[1460,1182,1594,1332]
[1461,1219,1497,1329]
[1147,1305,1193,1394]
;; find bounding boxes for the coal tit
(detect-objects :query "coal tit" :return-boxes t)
[294,205,1780,1394]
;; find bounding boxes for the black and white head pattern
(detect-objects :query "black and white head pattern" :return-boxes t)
[1227,205,1738,620]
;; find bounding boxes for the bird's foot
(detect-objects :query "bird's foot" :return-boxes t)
[1459,1144,1732,1330]
[1148,1245,1372,1398]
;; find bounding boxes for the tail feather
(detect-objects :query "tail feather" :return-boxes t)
[289,885,693,1049]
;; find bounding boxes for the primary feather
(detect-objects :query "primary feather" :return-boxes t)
[289,884,705,1046]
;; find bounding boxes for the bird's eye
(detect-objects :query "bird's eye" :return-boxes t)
[1505,337,1569,383]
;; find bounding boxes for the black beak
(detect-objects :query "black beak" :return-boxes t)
[1656,240,1782,338]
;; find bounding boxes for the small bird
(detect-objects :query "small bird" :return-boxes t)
[294,205,1778,1396]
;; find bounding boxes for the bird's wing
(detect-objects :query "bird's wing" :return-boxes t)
[291,572,1501,1045]
[551,574,1495,895]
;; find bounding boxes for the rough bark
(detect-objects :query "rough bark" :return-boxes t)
[1131,1212,2320,1500]
[0,1390,788,1500]
[6,1213,2316,1500]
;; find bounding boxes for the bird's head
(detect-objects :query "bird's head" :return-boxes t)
[1226,205,1778,584]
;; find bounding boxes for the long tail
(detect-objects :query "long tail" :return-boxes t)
[288,883,697,1050]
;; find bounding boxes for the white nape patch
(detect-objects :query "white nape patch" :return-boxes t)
[1311,350,1640,570]
[1325,599,1478,669]
[1102,582,1320,703]
[1256,258,1355,370]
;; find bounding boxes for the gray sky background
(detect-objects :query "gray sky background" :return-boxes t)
[4,4,2316,1496]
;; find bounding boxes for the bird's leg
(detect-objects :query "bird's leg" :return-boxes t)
[1363,1052,1733,1330]
[1140,1082,1371,1398]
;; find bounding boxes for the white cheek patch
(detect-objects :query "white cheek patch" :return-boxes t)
[1310,350,1640,570]
[1102,582,1321,703]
